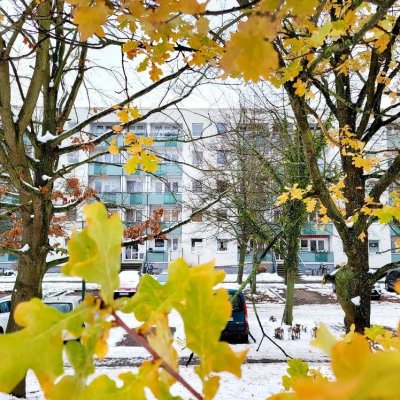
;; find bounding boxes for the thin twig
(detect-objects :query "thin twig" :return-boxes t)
[112,312,203,400]
[250,295,292,359]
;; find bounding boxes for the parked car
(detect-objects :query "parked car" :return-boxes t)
[0,296,11,334]
[0,295,81,334]
[220,289,249,344]
[114,270,140,299]
[385,268,400,292]
[44,295,82,312]
[332,282,382,300]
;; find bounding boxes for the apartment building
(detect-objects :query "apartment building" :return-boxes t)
[0,108,398,276]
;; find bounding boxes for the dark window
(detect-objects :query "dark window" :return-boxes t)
[46,303,73,313]
[0,300,11,313]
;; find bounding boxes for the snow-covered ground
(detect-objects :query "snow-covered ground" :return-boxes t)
[0,274,399,399]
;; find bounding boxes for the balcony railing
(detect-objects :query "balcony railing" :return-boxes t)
[391,252,400,263]
[89,162,182,176]
[97,192,182,206]
[299,251,334,263]
[301,222,333,235]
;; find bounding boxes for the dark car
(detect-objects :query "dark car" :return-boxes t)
[385,268,400,292]
[220,289,249,344]
[332,282,382,300]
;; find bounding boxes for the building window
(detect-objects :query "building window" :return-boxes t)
[217,150,227,165]
[155,181,163,193]
[300,239,308,251]
[127,180,143,193]
[163,209,179,222]
[167,181,179,193]
[191,150,203,165]
[191,210,203,222]
[155,239,165,248]
[216,123,228,134]
[299,238,327,252]
[104,153,120,164]
[125,244,139,260]
[191,238,203,252]
[368,240,379,254]
[173,238,178,251]
[192,179,203,192]
[192,123,203,137]
[217,239,228,252]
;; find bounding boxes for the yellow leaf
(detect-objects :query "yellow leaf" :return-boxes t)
[124,157,139,175]
[61,202,123,304]
[139,137,154,147]
[127,142,142,154]
[276,191,289,205]
[141,152,159,173]
[72,0,109,41]
[358,232,366,242]
[220,16,278,82]
[395,280,400,294]
[293,79,308,97]
[117,110,130,124]
[111,125,124,133]
[352,155,378,173]
[108,138,119,155]
[124,132,137,145]
[311,323,337,355]
[128,106,142,120]
[0,298,95,394]
[304,198,317,213]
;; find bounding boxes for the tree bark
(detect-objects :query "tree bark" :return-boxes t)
[237,234,248,284]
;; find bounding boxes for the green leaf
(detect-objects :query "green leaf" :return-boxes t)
[176,260,247,382]
[0,298,94,394]
[282,359,310,390]
[123,258,190,329]
[62,202,123,304]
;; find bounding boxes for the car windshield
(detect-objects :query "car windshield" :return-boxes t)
[229,293,243,312]
[46,303,73,313]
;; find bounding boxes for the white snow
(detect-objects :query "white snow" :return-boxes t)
[0,275,398,399]
[41,175,51,181]
[351,296,361,306]
[37,131,57,143]
[19,244,29,253]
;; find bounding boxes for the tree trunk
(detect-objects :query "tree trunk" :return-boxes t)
[335,242,371,332]
[237,235,248,284]
[282,232,299,325]
[7,199,52,397]
[251,250,257,294]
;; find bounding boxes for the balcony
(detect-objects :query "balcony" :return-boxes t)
[146,252,169,262]
[97,192,182,206]
[301,222,333,235]
[299,251,334,263]
[89,161,182,177]
[153,139,182,149]
[89,163,122,176]
[156,163,182,176]
[391,253,400,263]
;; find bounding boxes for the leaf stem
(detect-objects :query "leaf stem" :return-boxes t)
[112,312,204,400]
